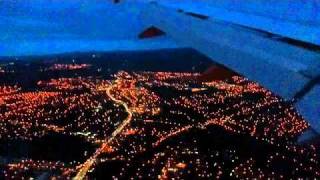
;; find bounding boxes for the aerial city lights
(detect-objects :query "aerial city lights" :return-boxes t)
[0,55,319,179]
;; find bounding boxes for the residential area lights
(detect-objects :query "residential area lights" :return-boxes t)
[1,66,319,179]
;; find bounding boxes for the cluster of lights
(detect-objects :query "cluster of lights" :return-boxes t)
[0,85,20,95]
[110,71,161,116]
[4,159,73,179]
[2,70,319,179]
[37,77,95,91]
[47,63,91,71]
[87,71,315,179]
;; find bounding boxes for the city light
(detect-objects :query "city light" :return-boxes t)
[1,63,319,179]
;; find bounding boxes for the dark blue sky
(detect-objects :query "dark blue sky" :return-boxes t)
[0,0,165,56]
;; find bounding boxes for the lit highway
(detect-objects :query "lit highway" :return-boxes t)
[74,83,133,180]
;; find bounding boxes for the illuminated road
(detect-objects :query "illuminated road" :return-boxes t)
[74,84,133,180]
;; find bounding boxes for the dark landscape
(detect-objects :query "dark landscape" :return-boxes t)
[0,49,319,179]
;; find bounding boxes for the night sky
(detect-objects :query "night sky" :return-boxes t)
[0,0,173,56]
